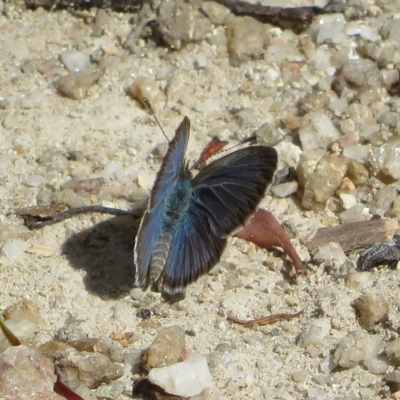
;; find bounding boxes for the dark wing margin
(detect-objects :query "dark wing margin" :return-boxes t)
[158,208,227,295]
[134,117,190,287]
[191,146,277,237]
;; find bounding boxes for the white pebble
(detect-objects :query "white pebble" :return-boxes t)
[315,14,347,44]
[339,193,357,210]
[345,272,371,290]
[148,354,212,397]
[104,161,119,178]
[299,112,340,151]
[343,144,370,162]
[313,242,346,267]
[23,174,46,187]
[2,239,30,259]
[61,50,91,73]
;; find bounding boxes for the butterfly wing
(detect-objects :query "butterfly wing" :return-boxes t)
[134,117,190,287]
[158,146,277,294]
[191,146,278,236]
[158,207,227,295]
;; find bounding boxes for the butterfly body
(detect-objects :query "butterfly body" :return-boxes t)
[134,117,278,295]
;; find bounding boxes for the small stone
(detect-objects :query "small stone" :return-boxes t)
[339,204,370,224]
[0,345,62,399]
[333,330,383,369]
[148,354,212,397]
[3,300,42,323]
[299,112,340,152]
[314,14,347,44]
[345,272,371,290]
[347,160,369,186]
[225,15,268,65]
[369,185,397,215]
[95,380,125,399]
[338,193,357,210]
[53,347,124,389]
[130,76,160,108]
[156,0,212,49]
[2,113,18,129]
[301,155,348,210]
[2,239,30,259]
[0,318,38,352]
[271,182,298,198]
[54,64,103,100]
[60,50,91,73]
[313,242,347,268]
[352,293,389,330]
[363,356,389,375]
[23,174,46,187]
[369,138,400,180]
[142,325,185,370]
[384,338,400,366]
[201,1,230,25]
[300,318,331,347]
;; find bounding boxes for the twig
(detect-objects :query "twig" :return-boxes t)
[21,205,130,230]
[227,310,303,327]
[307,218,397,253]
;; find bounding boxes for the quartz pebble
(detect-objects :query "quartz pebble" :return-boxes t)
[156,0,211,49]
[313,242,347,268]
[0,345,63,400]
[352,293,389,330]
[345,272,371,290]
[2,239,30,259]
[148,354,212,397]
[3,300,42,323]
[384,338,400,366]
[333,330,383,369]
[50,346,124,389]
[225,15,268,65]
[130,76,161,107]
[60,50,91,73]
[142,325,185,370]
[300,318,331,347]
[299,112,340,152]
[300,154,348,209]
[54,65,103,100]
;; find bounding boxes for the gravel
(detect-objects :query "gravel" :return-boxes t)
[1,0,400,398]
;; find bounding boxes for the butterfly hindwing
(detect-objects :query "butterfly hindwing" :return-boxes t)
[134,117,190,287]
[191,146,278,237]
[159,205,227,294]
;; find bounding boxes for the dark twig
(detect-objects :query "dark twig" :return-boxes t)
[22,205,130,230]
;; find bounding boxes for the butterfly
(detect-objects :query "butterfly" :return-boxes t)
[134,117,278,295]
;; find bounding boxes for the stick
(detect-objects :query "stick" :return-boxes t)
[307,219,397,253]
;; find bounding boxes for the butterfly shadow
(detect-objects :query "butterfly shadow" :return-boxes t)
[61,213,140,299]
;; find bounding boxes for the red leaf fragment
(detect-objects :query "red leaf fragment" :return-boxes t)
[193,137,228,169]
[235,208,307,275]
[54,376,84,400]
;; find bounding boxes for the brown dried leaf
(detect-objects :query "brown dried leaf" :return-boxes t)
[235,208,307,275]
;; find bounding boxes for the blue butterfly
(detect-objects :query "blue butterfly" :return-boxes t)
[134,117,277,295]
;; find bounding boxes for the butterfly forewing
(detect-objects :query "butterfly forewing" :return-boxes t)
[134,117,190,287]
[191,146,278,236]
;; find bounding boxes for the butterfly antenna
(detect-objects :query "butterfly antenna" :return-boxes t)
[142,98,169,142]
